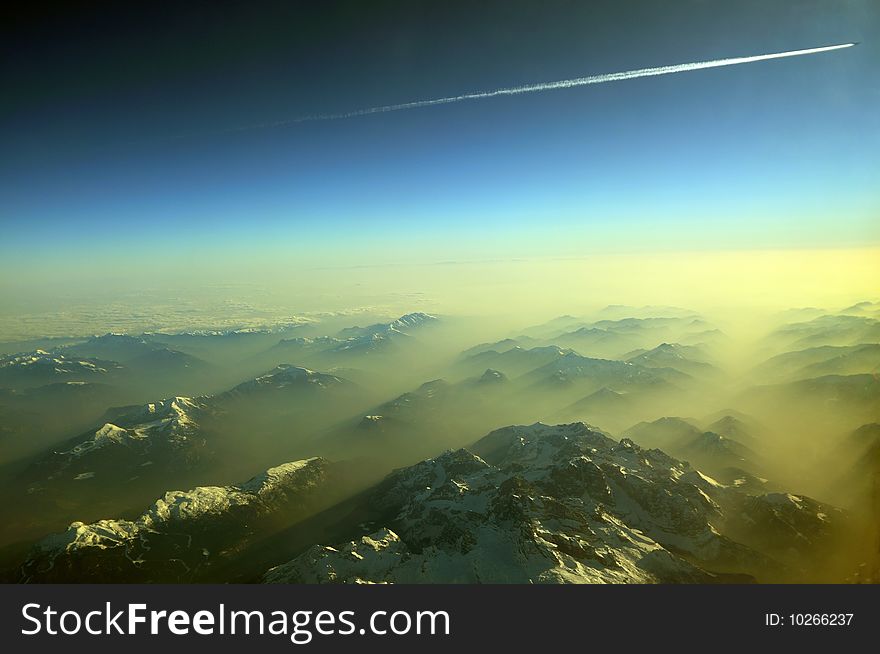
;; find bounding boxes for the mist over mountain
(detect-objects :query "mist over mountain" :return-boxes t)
[1,0,877,595]
[0,305,878,584]
[266,422,844,584]
[17,457,341,583]
[756,343,880,382]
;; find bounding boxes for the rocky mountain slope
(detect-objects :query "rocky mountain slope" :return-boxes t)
[17,457,331,583]
[265,422,844,584]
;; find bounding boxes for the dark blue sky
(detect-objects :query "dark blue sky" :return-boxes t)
[2,0,877,268]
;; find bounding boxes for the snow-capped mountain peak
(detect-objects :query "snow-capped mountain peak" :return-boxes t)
[265,422,843,584]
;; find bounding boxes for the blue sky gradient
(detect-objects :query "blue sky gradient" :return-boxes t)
[2,0,878,268]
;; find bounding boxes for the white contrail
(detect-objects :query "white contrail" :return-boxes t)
[295,42,855,123]
[186,42,855,136]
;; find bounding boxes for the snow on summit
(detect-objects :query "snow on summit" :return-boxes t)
[265,422,844,584]
[19,458,331,583]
